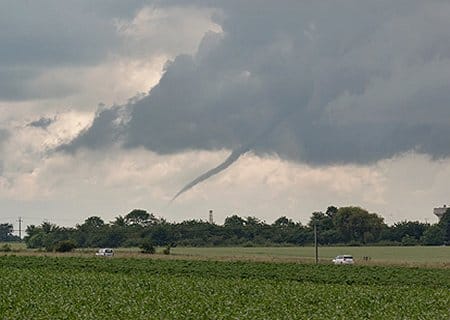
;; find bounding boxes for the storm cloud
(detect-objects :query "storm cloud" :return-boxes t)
[64,1,450,165]
[0,0,202,103]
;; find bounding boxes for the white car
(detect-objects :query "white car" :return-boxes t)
[332,255,354,265]
[95,248,114,257]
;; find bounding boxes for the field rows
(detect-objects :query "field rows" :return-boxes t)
[0,256,449,319]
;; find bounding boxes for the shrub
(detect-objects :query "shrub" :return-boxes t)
[401,235,418,246]
[162,245,171,255]
[53,240,77,252]
[140,240,156,254]
[374,240,401,246]
[347,240,362,246]
[0,244,12,252]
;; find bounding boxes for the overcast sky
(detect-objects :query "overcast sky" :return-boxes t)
[1,1,449,231]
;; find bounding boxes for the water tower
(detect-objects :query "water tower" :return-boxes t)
[433,205,448,220]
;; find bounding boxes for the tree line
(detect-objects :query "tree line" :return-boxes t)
[7,205,446,251]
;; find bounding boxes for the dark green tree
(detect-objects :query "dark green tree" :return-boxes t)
[421,224,444,245]
[388,221,428,242]
[224,215,246,228]
[76,216,107,247]
[325,206,338,218]
[308,212,334,230]
[272,216,295,228]
[439,209,450,245]
[271,217,307,244]
[54,240,77,252]
[150,224,171,246]
[125,209,158,226]
[333,207,385,243]
[80,216,105,229]
[111,215,126,227]
[307,211,337,244]
[140,239,155,254]
[0,223,18,241]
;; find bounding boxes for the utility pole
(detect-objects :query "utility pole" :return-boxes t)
[17,217,23,239]
[314,221,318,264]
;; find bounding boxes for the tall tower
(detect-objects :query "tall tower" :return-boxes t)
[209,210,214,224]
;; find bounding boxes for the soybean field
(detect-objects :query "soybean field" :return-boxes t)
[0,256,449,319]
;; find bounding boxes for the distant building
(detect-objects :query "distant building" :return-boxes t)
[433,205,448,220]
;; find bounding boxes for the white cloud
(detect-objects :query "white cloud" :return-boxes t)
[115,6,222,57]
[2,145,445,225]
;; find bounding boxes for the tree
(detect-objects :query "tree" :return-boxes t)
[41,221,57,233]
[421,225,444,245]
[140,239,155,254]
[271,217,307,244]
[76,216,106,247]
[325,206,338,218]
[388,221,428,242]
[151,225,171,246]
[80,216,105,230]
[243,216,266,241]
[272,216,295,228]
[308,212,334,231]
[111,215,126,227]
[54,240,77,252]
[24,225,45,248]
[0,223,18,241]
[125,209,158,226]
[224,215,246,228]
[307,211,336,244]
[333,207,385,244]
[24,222,66,249]
[401,235,418,246]
[224,215,247,241]
[438,209,450,245]
[99,227,126,248]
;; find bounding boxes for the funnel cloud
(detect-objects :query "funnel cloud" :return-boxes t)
[171,145,250,202]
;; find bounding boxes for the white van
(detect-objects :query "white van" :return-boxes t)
[95,248,114,257]
[332,255,354,265]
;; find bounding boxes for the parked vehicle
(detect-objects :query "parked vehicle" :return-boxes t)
[95,248,114,257]
[332,255,354,265]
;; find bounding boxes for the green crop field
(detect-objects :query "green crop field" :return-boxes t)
[0,256,449,319]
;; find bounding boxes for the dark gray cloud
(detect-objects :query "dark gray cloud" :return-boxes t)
[0,1,145,67]
[60,106,127,151]
[63,1,450,164]
[27,117,55,130]
[0,0,146,101]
